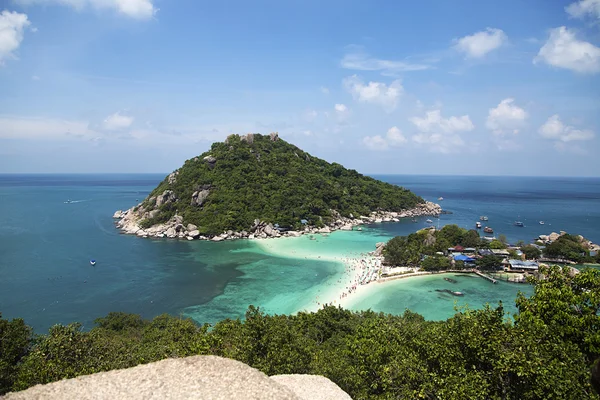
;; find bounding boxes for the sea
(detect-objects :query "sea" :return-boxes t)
[1,174,599,333]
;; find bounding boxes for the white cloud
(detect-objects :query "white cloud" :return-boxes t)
[0,115,93,139]
[334,103,347,113]
[341,49,432,74]
[486,98,527,136]
[343,75,403,112]
[31,75,40,80]
[103,111,134,130]
[566,0,600,20]
[0,10,30,65]
[409,110,474,153]
[410,110,474,134]
[15,0,157,20]
[539,114,595,142]
[535,26,600,73]
[386,126,407,146]
[454,28,507,58]
[304,109,318,122]
[333,104,349,122]
[362,126,407,151]
[362,135,388,151]
[320,86,330,95]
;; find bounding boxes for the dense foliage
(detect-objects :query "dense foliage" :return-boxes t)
[383,224,482,267]
[2,266,600,398]
[138,134,423,235]
[543,234,598,263]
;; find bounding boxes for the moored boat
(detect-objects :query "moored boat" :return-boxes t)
[539,221,545,225]
[444,277,457,283]
[484,226,493,234]
[476,221,482,229]
[480,216,488,221]
[90,259,96,266]
[514,221,524,227]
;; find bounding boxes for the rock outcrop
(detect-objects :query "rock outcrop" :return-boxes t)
[4,356,351,400]
[114,201,442,242]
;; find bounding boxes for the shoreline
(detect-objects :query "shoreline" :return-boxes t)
[112,201,442,241]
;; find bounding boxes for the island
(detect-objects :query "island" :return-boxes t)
[113,132,440,240]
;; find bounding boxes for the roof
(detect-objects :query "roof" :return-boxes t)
[491,249,510,256]
[508,259,539,269]
[478,249,494,256]
[454,254,475,262]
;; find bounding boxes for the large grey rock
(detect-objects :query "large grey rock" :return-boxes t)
[188,230,200,239]
[165,227,177,238]
[4,356,316,400]
[187,224,198,232]
[191,189,210,206]
[271,374,352,400]
[263,223,275,236]
[155,190,176,207]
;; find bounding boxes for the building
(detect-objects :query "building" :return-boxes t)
[508,259,539,271]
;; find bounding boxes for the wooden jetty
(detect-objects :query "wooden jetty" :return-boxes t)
[474,270,497,284]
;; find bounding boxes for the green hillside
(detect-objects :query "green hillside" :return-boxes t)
[137,133,423,235]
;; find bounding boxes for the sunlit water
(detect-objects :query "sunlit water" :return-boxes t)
[0,174,598,332]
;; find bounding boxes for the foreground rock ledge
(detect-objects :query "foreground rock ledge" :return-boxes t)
[5,355,352,400]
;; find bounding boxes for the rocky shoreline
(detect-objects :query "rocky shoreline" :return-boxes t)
[113,201,442,242]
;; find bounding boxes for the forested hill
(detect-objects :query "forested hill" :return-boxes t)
[133,133,423,235]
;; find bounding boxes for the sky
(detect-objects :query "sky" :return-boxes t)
[0,0,599,176]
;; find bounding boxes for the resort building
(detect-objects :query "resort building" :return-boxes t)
[508,259,539,272]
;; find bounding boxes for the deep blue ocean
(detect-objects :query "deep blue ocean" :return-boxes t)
[0,174,598,332]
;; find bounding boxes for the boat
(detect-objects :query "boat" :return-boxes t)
[514,221,524,227]
[357,227,362,231]
[476,221,482,229]
[426,219,433,224]
[484,226,493,234]
[90,259,96,266]
[444,277,457,283]
[438,197,444,201]
[539,221,545,225]
[411,218,418,223]
[479,216,488,221]
[64,199,73,204]
[435,289,464,297]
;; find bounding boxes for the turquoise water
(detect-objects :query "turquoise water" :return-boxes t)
[346,274,529,318]
[0,174,597,332]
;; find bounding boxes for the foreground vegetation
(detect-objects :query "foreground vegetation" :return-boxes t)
[2,266,600,399]
[138,133,423,234]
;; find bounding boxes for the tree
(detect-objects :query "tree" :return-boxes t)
[489,240,507,249]
[461,230,481,248]
[521,244,541,260]
[498,234,508,244]
[477,255,501,271]
[421,256,450,271]
[0,315,32,395]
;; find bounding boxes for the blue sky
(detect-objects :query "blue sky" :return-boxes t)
[1,0,599,176]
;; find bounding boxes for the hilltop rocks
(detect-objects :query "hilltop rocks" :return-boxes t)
[156,190,177,207]
[191,188,211,206]
[240,133,254,144]
[203,155,217,169]
[269,132,279,141]
[167,171,179,185]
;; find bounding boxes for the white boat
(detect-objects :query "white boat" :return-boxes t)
[426,219,433,224]
[90,259,96,266]
[539,221,545,225]
[438,197,444,201]
[479,216,488,221]
[476,222,482,229]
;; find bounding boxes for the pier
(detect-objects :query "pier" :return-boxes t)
[473,270,497,284]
